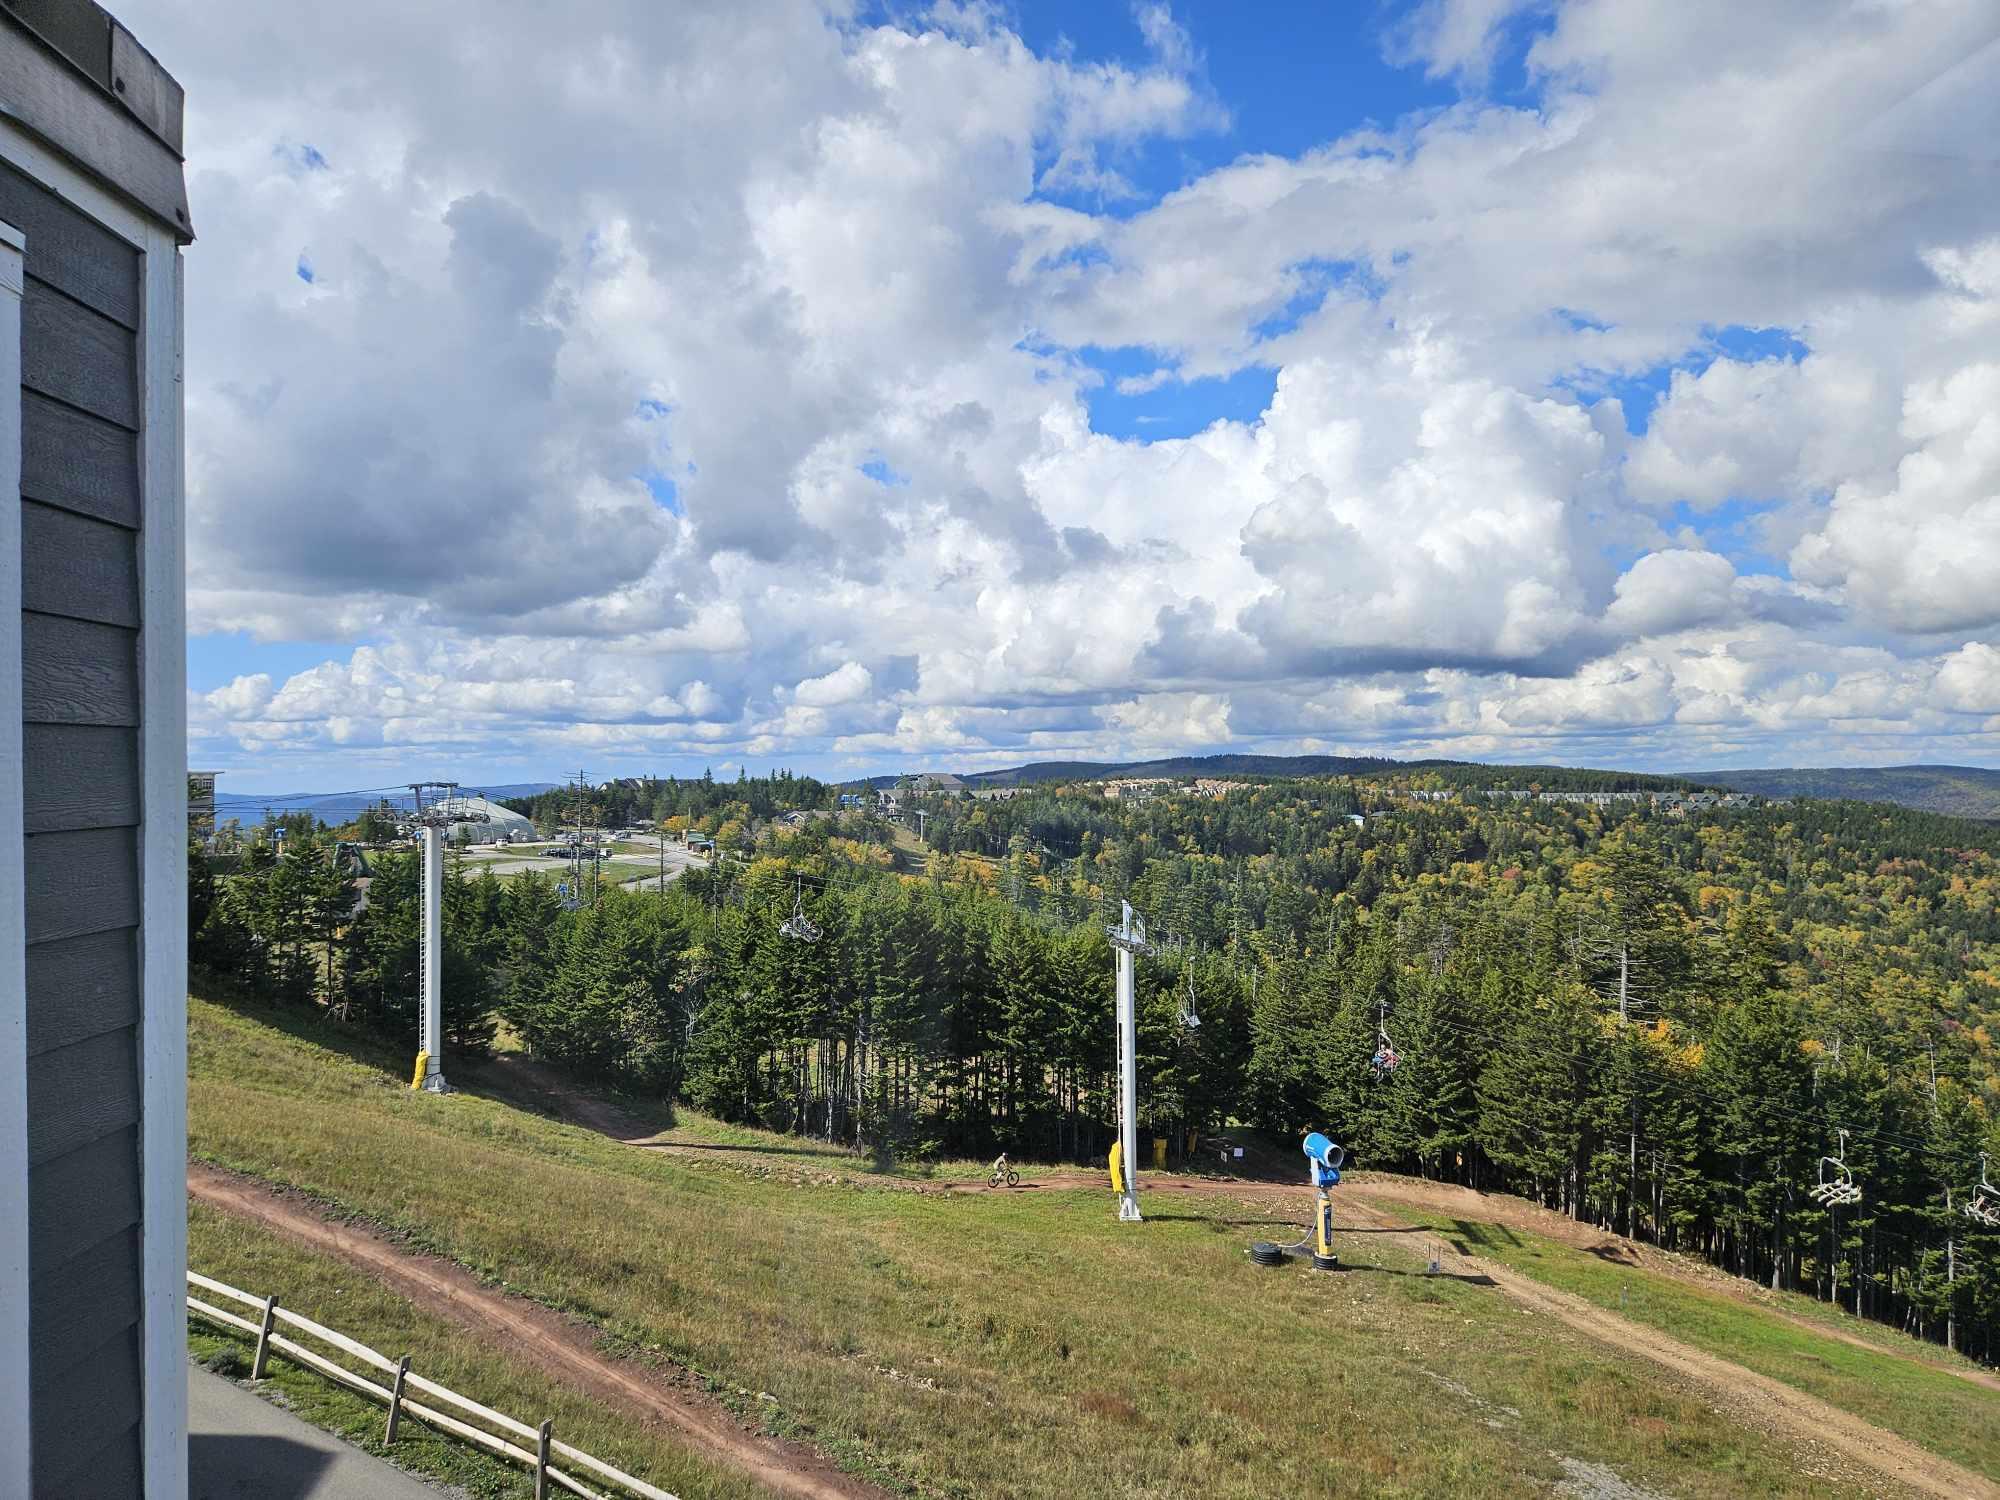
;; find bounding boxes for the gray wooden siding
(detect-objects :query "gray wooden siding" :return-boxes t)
[31,1325,143,1498]
[6,153,148,1479]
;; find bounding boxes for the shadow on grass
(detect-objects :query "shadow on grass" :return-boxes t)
[1585,1241,1642,1265]
[1338,1223,1430,1235]
[1446,1218,1521,1252]
[1339,1262,1499,1286]
[195,982,692,1142]
[194,979,425,1086]
[635,1138,857,1161]
[1142,1212,1303,1228]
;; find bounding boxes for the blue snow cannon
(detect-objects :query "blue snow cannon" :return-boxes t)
[1303,1132,1344,1188]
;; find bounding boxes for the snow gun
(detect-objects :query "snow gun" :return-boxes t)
[1249,1132,1346,1269]
[1302,1133,1343,1268]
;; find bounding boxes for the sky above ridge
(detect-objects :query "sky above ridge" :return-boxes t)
[125,0,2000,791]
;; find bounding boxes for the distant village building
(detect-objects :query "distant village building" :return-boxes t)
[188,770,219,840]
[434,794,536,844]
[1386,785,1762,815]
[1100,777,1172,801]
[882,772,968,808]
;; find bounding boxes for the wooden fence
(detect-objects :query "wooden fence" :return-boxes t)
[187,1269,678,1500]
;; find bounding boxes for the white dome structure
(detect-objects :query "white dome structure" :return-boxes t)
[435,794,538,844]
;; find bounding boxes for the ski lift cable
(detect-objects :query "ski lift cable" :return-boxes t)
[1392,998,1965,1162]
[1350,1003,1966,1262]
[1468,1006,1941,1159]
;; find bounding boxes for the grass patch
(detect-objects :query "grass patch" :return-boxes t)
[189,1201,771,1499]
[189,993,1897,1499]
[1414,1215,2000,1481]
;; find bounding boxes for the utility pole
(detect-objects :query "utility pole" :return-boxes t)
[563,770,591,909]
[1108,900,1152,1223]
[406,782,484,1093]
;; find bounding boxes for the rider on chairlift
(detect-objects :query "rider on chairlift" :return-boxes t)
[1370,998,1399,1075]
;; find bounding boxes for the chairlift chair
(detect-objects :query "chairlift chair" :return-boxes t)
[1370,1029,1399,1075]
[1809,1129,1862,1207]
[1369,998,1399,1076]
[779,879,822,943]
[1968,1153,2000,1228]
[1177,963,1201,1030]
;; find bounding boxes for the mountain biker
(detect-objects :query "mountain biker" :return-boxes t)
[991,1152,1010,1185]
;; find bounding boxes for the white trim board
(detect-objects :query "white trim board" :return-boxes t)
[0,117,150,249]
[137,213,189,1500]
[0,213,33,1500]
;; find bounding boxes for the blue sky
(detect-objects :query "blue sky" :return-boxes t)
[192,1,1440,717]
[159,0,2000,791]
[1010,0,1458,202]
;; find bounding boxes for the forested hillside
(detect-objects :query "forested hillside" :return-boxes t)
[1696,765,2000,820]
[500,769,831,833]
[192,770,2000,1364]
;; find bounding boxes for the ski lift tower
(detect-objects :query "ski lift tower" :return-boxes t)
[1108,900,1152,1221]
[407,782,486,1093]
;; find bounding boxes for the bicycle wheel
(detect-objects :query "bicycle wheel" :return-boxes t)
[1005,1169,1020,1187]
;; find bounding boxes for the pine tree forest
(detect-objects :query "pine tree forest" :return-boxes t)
[191,772,2000,1364]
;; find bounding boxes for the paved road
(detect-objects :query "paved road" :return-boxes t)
[456,835,708,890]
[189,1366,455,1499]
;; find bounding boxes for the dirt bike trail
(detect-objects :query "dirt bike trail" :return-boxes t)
[188,1163,891,1500]
[1346,1175,2000,1397]
[1334,1193,1997,1500]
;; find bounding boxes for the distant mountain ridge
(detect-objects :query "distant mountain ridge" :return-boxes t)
[1689,765,2000,819]
[962,753,1405,785]
[214,761,2000,827]
[937,753,1696,790]
[897,754,2000,819]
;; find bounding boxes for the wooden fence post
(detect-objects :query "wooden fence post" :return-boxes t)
[535,1419,553,1500]
[384,1354,411,1444]
[251,1295,280,1379]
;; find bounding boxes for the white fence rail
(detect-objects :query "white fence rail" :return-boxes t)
[187,1269,678,1500]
